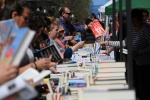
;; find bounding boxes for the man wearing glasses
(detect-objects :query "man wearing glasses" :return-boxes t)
[58,7,86,42]
[0,0,30,40]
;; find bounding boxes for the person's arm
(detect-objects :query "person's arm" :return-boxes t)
[102,47,114,54]
[73,25,85,32]
[71,41,85,52]
[19,55,57,74]
[64,36,73,41]
[100,39,126,48]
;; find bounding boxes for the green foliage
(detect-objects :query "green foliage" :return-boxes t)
[52,0,93,24]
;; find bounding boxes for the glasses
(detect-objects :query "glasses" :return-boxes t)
[59,30,65,33]
[21,14,29,22]
[65,12,71,16]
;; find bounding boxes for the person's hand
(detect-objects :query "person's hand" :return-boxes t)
[71,39,77,45]
[0,64,18,85]
[72,41,85,52]
[35,55,58,70]
[26,79,36,86]
[35,58,51,70]
[49,67,57,73]
[77,41,85,48]
[84,24,88,30]
[87,22,93,28]
[102,50,110,55]
[100,41,109,46]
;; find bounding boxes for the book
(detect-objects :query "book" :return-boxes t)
[98,62,125,68]
[89,19,105,38]
[0,77,37,100]
[90,84,128,89]
[17,68,51,85]
[98,67,126,73]
[60,95,78,100]
[57,63,77,67]
[80,89,135,100]
[96,72,125,78]
[34,43,63,62]
[94,79,126,85]
[50,74,64,86]
[56,63,78,72]
[96,76,125,81]
[0,27,35,65]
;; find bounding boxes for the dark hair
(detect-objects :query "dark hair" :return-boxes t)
[89,13,97,19]
[43,17,51,28]
[141,8,149,17]
[118,12,126,21]
[1,6,12,20]
[1,0,29,20]
[28,11,45,32]
[84,18,92,25]
[59,7,65,16]
[84,18,92,33]
[131,8,143,21]
[12,0,29,16]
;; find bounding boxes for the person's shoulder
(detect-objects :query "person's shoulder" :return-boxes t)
[144,22,150,29]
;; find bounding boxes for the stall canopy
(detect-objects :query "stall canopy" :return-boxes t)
[98,0,112,13]
[105,0,150,15]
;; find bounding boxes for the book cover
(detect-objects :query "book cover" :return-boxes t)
[89,19,105,38]
[34,43,63,62]
[0,27,35,65]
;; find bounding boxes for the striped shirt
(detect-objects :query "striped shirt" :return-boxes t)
[108,23,150,65]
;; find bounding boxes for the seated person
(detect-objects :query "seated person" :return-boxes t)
[47,17,85,61]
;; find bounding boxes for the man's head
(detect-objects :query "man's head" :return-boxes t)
[11,0,30,28]
[59,7,72,21]
[141,9,149,22]
[131,8,143,29]
[2,0,30,28]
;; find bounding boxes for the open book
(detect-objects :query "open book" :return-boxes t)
[0,77,37,100]
[34,43,63,62]
[17,68,51,85]
[0,27,35,65]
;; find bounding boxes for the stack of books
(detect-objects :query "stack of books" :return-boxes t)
[94,62,126,86]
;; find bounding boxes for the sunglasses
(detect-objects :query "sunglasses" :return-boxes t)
[59,30,65,33]
[65,12,71,16]
[21,15,29,22]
